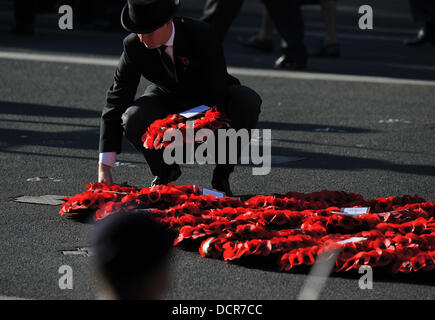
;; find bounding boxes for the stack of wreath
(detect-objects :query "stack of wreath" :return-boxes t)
[60,183,435,274]
[141,107,229,150]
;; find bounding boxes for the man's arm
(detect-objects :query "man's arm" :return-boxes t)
[98,152,116,185]
[98,36,141,184]
[99,152,117,167]
[100,37,141,154]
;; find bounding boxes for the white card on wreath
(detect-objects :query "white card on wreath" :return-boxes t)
[340,207,370,216]
[202,188,225,198]
[180,105,210,118]
[337,237,368,245]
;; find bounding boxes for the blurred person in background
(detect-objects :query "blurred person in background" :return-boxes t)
[12,0,125,33]
[239,0,340,58]
[11,0,37,34]
[11,0,61,35]
[238,6,274,52]
[92,212,176,300]
[71,0,125,31]
[201,0,243,43]
[314,0,339,57]
[404,0,435,46]
[262,0,307,69]
[104,0,126,31]
[202,0,307,70]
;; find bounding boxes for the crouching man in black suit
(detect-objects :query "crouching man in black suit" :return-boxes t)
[98,0,262,196]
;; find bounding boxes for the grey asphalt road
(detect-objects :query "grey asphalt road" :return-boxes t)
[0,1,434,300]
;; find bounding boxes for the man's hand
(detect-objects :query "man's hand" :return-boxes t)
[98,163,113,185]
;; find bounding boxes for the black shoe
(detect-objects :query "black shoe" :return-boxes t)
[312,42,340,58]
[238,35,274,53]
[274,54,307,70]
[151,165,181,187]
[211,176,233,197]
[404,25,435,46]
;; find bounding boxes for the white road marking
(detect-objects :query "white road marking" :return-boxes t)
[0,51,118,66]
[228,67,435,86]
[0,295,28,300]
[1,50,435,87]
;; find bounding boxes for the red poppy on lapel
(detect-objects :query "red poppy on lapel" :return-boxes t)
[177,56,190,71]
[179,56,190,66]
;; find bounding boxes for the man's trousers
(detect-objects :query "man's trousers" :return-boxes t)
[201,0,244,43]
[201,0,306,61]
[121,84,262,178]
[409,0,435,23]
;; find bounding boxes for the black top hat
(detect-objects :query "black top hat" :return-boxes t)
[121,0,180,34]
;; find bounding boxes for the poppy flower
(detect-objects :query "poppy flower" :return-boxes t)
[222,242,241,261]
[360,229,384,238]
[255,240,273,256]
[405,252,430,271]
[174,225,195,245]
[304,223,327,235]
[339,251,374,271]
[372,249,395,267]
[295,246,318,266]
[421,251,435,271]
[238,239,259,256]
[286,248,307,267]
[335,251,356,270]
[371,197,394,213]
[95,201,124,221]
[278,253,292,271]
[204,221,232,235]
[421,234,435,247]
[368,238,392,253]
[179,56,190,66]
[199,237,226,258]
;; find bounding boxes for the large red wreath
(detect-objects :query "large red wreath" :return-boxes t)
[60,184,435,274]
[141,107,229,150]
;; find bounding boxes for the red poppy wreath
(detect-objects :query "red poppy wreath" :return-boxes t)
[60,183,435,274]
[141,106,229,150]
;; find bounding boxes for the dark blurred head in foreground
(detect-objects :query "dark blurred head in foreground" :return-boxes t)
[92,212,176,300]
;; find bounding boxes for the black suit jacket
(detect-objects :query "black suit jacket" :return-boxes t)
[99,16,240,154]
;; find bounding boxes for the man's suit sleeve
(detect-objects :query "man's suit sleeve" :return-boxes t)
[99,38,141,153]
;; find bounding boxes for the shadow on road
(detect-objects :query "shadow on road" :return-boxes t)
[1,101,434,177]
[271,145,435,177]
[0,100,100,118]
[258,121,375,133]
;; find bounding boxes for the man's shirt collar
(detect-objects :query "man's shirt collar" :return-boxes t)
[164,21,175,47]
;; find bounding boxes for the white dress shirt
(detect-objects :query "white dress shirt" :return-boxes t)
[99,22,175,167]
